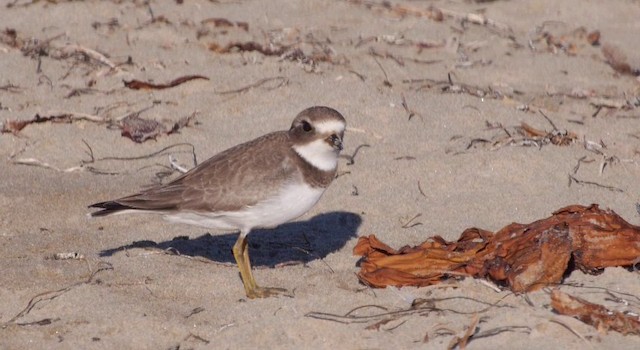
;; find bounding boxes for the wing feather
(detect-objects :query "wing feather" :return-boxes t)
[89,131,297,216]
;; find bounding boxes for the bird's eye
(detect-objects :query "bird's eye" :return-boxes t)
[302,121,312,132]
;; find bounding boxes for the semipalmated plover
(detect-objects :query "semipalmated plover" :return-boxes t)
[89,106,346,298]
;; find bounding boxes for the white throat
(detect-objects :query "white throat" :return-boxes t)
[293,139,338,171]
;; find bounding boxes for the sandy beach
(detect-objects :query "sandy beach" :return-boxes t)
[1,0,640,349]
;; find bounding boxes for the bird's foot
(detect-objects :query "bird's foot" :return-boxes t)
[246,286,293,299]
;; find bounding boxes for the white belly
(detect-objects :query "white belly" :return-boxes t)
[163,182,326,232]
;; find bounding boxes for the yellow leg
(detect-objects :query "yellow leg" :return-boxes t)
[232,232,291,299]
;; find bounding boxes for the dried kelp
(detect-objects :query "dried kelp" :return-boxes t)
[355,204,640,293]
[551,290,640,335]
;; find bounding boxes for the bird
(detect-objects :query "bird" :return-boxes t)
[89,106,346,299]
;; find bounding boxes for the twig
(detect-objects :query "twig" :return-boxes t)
[572,156,591,174]
[306,296,511,326]
[401,213,423,228]
[184,333,210,345]
[184,307,205,319]
[48,252,85,260]
[11,158,84,173]
[0,83,23,93]
[169,155,190,173]
[476,279,502,293]
[348,70,366,81]
[448,314,480,350]
[95,143,198,167]
[341,144,370,165]
[538,109,558,131]
[473,326,531,340]
[568,174,624,193]
[48,110,106,123]
[401,94,421,120]
[549,317,589,343]
[124,75,209,90]
[215,76,288,95]
[2,111,107,134]
[59,43,118,70]
[599,156,619,176]
[2,262,113,328]
[369,47,404,66]
[417,181,427,197]
[82,139,95,163]
[371,55,392,87]
[291,247,335,273]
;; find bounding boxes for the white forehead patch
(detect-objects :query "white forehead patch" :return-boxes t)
[293,139,339,171]
[314,119,345,134]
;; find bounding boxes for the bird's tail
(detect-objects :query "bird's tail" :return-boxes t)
[88,201,134,217]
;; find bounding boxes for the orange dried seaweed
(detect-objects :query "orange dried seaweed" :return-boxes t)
[355,204,640,293]
[551,290,640,335]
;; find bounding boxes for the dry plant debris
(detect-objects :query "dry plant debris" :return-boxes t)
[208,40,337,71]
[306,295,511,326]
[517,122,577,146]
[1,27,22,48]
[354,204,640,293]
[200,17,249,32]
[1,109,197,143]
[551,289,640,335]
[119,112,197,143]
[124,75,209,90]
[1,262,113,329]
[460,113,578,152]
[347,0,513,35]
[306,295,534,346]
[530,25,601,55]
[601,44,640,77]
[208,41,287,56]
[1,112,107,134]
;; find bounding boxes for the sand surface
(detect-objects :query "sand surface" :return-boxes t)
[1,0,640,349]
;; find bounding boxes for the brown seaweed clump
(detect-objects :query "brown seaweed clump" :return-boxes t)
[354,204,640,293]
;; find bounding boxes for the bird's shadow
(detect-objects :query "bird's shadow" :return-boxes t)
[99,211,362,267]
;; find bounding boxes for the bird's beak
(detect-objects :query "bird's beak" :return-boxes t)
[328,134,343,151]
